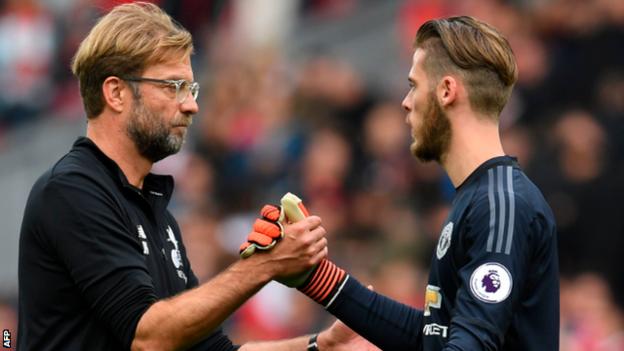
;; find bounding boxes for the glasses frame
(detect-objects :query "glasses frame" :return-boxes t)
[122,77,199,103]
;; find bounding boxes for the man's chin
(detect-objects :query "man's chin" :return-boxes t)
[411,144,440,163]
[410,142,428,162]
[171,127,188,141]
[168,139,184,156]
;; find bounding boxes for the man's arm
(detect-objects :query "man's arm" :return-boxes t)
[244,199,424,350]
[131,217,327,351]
[238,336,309,351]
[316,273,424,350]
[235,266,422,351]
[442,195,534,350]
[239,318,381,351]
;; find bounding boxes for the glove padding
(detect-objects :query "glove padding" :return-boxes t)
[239,193,314,287]
[239,204,285,258]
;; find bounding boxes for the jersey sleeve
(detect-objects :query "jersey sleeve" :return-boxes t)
[444,192,535,350]
[40,173,158,349]
[326,276,424,350]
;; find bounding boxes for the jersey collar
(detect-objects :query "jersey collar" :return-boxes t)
[72,137,174,203]
[456,156,518,191]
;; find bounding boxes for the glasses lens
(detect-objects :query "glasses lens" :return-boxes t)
[176,81,199,103]
[176,81,188,103]
[190,82,199,101]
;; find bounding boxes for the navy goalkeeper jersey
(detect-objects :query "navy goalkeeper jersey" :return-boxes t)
[325,156,559,350]
[422,156,559,350]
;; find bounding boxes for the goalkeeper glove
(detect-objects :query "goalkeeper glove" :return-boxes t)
[277,193,349,306]
[241,193,349,303]
[240,193,310,259]
[239,204,286,258]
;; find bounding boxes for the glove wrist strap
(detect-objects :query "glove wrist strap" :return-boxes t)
[298,259,348,308]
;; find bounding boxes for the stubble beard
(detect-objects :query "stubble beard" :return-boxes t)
[126,94,186,163]
[410,91,452,163]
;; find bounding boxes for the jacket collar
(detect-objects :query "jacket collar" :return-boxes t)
[72,137,174,203]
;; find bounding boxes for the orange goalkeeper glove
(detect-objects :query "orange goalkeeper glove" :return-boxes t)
[240,193,311,259]
[274,193,349,306]
[239,204,287,258]
[241,193,349,300]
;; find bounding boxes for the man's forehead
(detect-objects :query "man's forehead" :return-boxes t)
[412,49,427,68]
[409,49,427,76]
[144,57,194,78]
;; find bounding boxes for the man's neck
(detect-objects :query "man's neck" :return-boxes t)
[441,117,505,188]
[86,121,152,189]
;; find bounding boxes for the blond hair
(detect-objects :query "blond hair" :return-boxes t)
[415,16,517,118]
[71,2,193,118]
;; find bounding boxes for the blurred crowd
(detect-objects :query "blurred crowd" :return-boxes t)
[1,0,623,349]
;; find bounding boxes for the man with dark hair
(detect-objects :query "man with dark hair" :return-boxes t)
[251,16,559,350]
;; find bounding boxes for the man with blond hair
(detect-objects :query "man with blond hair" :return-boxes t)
[17,3,378,351]
[251,16,559,350]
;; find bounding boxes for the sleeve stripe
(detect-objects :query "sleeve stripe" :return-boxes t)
[324,275,349,309]
[495,165,507,253]
[486,169,496,252]
[487,166,516,255]
[505,166,516,254]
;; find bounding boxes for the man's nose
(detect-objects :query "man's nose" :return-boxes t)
[401,96,410,112]
[180,95,199,115]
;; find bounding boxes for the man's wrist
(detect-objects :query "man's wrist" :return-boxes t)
[232,256,273,285]
[315,330,338,351]
[307,333,319,351]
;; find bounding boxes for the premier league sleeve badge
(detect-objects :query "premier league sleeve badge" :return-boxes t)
[469,262,513,303]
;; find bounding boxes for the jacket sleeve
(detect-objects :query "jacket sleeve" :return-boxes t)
[41,173,157,349]
[443,194,535,350]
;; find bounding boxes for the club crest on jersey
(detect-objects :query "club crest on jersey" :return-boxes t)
[436,222,453,259]
[165,225,187,284]
[166,226,183,269]
[470,262,512,303]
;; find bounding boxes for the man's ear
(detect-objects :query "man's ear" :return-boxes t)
[437,75,458,108]
[102,76,128,113]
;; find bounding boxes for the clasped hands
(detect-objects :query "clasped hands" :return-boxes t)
[239,193,326,287]
[238,193,381,351]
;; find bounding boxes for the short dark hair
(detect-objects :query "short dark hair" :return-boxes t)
[415,16,518,117]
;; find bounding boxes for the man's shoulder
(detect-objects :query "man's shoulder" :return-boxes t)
[49,142,97,175]
[28,145,117,207]
[457,166,553,233]
[462,166,556,243]
[50,141,113,183]
[465,165,547,210]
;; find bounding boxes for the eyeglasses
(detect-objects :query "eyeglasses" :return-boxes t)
[123,77,200,103]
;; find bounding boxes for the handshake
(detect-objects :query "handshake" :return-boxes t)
[239,193,348,307]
